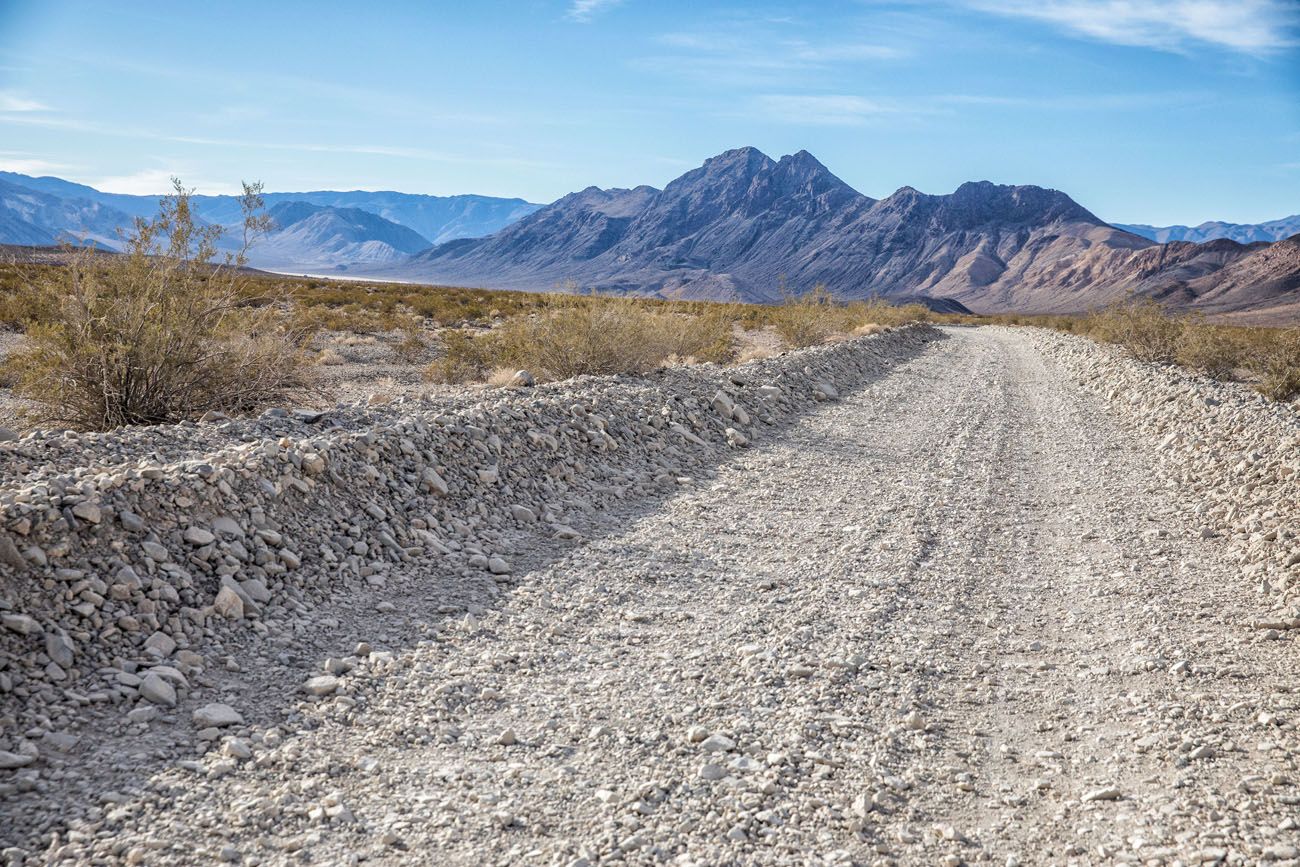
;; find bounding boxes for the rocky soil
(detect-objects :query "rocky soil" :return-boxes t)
[2,325,1299,866]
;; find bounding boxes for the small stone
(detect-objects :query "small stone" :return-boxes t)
[41,731,80,752]
[487,556,511,575]
[127,706,159,724]
[725,428,750,448]
[421,468,449,495]
[0,750,36,769]
[140,672,177,706]
[302,675,340,696]
[510,370,535,387]
[699,763,726,781]
[903,711,926,731]
[183,526,215,546]
[495,728,518,746]
[213,586,245,620]
[45,632,75,667]
[192,703,244,728]
[141,540,170,562]
[71,501,102,524]
[1082,786,1121,802]
[144,631,177,657]
[2,613,41,636]
[223,738,252,760]
[698,734,736,753]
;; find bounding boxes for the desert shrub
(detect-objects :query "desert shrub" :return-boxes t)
[1248,327,1300,401]
[652,306,737,364]
[425,329,492,384]
[426,301,738,384]
[1087,298,1184,363]
[4,180,315,429]
[392,323,430,363]
[857,299,931,327]
[770,285,850,347]
[1175,323,1242,380]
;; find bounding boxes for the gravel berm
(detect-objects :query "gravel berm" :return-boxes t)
[3,325,1299,865]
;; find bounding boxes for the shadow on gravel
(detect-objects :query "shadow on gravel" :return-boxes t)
[2,328,947,855]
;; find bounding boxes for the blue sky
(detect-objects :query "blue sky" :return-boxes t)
[0,0,1296,225]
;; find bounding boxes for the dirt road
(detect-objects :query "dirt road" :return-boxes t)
[12,327,1300,865]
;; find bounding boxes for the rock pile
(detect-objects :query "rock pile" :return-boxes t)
[1028,328,1300,609]
[0,326,938,734]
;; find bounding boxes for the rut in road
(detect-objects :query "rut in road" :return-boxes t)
[48,327,1300,866]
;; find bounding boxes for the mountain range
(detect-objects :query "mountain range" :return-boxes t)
[1117,215,1300,245]
[0,171,541,272]
[393,147,1300,318]
[2,152,1298,318]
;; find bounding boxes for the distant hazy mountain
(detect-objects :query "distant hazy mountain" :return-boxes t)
[0,177,142,248]
[395,146,1300,317]
[1116,215,1300,245]
[0,171,541,265]
[250,201,432,271]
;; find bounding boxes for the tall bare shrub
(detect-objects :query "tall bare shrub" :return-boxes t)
[1087,298,1184,363]
[1249,327,1300,401]
[6,179,314,429]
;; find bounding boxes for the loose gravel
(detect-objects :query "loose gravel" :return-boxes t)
[3,326,1299,866]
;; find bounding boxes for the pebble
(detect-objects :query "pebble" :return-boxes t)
[192,704,244,728]
[302,675,341,696]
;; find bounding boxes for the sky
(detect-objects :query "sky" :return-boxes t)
[0,0,1297,226]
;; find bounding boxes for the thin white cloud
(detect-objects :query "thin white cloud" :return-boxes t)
[93,169,241,196]
[0,152,73,175]
[936,90,1210,110]
[755,94,898,126]
[642,30,906,87]
[0,90,50,112]
[567,0,620,23]
[967,0,1299,54]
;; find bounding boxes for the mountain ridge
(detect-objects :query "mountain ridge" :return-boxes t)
[1116,215,1300,245]
[389,147,1299,317]
[0,172,542,270]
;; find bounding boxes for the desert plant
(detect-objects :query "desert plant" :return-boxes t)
[1175,322,1241,380]
[1087,298,1184,363]
[426,300,739,384]
[4,179,315,429]
[1248,327,1300,401]
[770,284,847,347]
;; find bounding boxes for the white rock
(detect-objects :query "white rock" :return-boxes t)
[302,675,340,696]
[1082,786,1121,802]
[213,586,245,620]
[699,763,726,781]
[698,734,736,753]
[192,703,243,728]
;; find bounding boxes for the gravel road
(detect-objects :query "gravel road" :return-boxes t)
[10,327,1300,866]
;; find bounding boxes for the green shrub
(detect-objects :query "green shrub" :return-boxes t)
[1087,298,1184,363]
[3,180,315,429]
[426,300,738,384]
[1249,327,1300,401]
[1175,323,1241,380]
